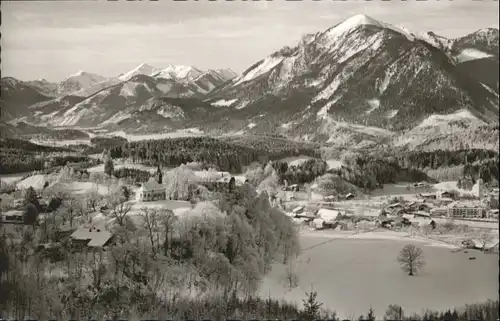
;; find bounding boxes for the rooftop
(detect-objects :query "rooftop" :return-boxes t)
[139,180,165,192]
[70,224,113,247]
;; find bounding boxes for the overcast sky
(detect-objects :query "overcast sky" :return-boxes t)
[2,0,498,82]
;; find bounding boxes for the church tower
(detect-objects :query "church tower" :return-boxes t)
[156,164,163,184]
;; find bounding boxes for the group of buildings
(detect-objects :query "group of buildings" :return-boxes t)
[414,179,498,220]
[135,168,247,202]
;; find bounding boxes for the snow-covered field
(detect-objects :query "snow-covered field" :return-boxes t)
[16,174,59,190]
[29,139,91,147]
[260,229,498,317]
[87,163,157,173]
[125,200,193,225]
[417,110,481,128]
[110,128,204,141]
[0,172,32,186]
[281,155,313,167]
[326,159,343,170]
[455,48,494,63]
[58,181,110,196]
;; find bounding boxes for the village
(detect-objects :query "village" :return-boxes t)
[1,155,499,256]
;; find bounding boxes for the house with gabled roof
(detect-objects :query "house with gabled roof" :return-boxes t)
[136,180,166,202]
[70,224,114,249]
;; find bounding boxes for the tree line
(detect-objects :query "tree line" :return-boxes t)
[332,153,430,191]
[106,136,321,174]
[396,149,498,170]
[270,158,328,185]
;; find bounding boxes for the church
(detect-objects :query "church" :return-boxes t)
[135,165,167,202]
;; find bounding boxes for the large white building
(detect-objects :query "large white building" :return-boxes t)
[447,201,487,219]
[136,180,167,202]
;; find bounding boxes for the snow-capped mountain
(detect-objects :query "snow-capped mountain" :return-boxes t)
[71,77,123,97]
[2,14,498,146]
[201,14,498,141]
[118,63,161,81]
[153,65,204,83]
[23,74,216,128]
[56,71,108,97]
[25,79,59,97]
[216,69,238,81]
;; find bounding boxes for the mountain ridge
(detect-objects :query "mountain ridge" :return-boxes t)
[1,14,498,149]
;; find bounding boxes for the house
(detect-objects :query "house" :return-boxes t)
[345,193,355,200]
[292,206,305,215]
[488,209,499,219]
[70,225,114,249]
[413,211,431,218]
[311,218,325,230]
[409,202,431,212]
[438,197,454,205]
[0,210,24,224]
[316,208,341,223]
[447,201,487,219]
[386,202,403,210]
[324,195,336,202]
[136,180,166,202]
[438,191,455,199]
[430,207,448,217]
[418,193,436,200]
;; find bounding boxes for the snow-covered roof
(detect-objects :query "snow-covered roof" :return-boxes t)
[387,202,402,208]
[292,206,305,213]
[317,208,340,221]
[139,181,165,192]
[413,211,431,217]
[71,225,113,247]
[447,201,486,209]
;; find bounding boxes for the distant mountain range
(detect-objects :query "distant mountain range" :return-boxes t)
[1,14,498,149]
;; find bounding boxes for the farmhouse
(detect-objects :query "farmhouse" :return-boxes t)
[292,206,305,215]
[437,191,455,199]
[418,192,436,200]
[70,225,114,249]
[316,208,341,223]
[136,180,167,202]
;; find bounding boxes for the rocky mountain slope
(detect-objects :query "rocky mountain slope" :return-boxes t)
[56,71,108,97]
[1,65,237,127]
[203,15,498,142]
[24,79,59,97]
[0,77,53,121]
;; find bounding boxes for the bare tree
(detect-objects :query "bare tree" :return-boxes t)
[283,260,299,290]
[62,196,80,228]
[397,244,425,276]
[140,208,159,255]
[158,209,176,256]
[477,232,494,251]
[110,200,132,227]
[384,304,404,321]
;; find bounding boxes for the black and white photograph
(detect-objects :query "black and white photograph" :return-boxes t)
[0,0,499,319]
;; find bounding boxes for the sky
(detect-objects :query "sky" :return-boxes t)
[2,0,499,82]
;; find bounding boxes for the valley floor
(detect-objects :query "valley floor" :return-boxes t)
[260,228,499,317]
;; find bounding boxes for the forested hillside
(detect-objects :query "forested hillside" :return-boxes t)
[108,136,321,173]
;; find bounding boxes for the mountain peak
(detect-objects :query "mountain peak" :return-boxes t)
[323,14,415,42]
[119,63,160,81]
[69,70,86,77]
[344,14,381,27]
